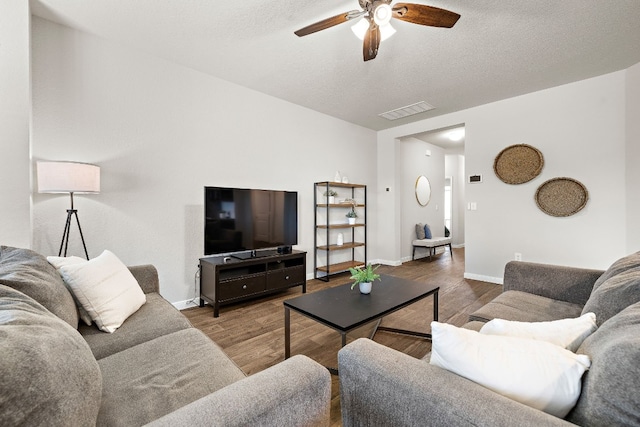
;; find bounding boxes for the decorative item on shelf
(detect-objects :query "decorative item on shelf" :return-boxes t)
[343,197,358,224]
[334,171,342,182]
[494,144,544,185]
[337,233,344,246]
[535,177,589,217]
[342,175,349,184]
[323,189,338,204]
[346,210,357,225]
[349,263,381,295]
[36,161,101,260]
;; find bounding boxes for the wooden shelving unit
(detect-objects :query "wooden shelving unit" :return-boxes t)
[314,182,367,281]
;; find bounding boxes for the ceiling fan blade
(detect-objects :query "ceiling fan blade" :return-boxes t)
[363,20,380,61]
[392,3,460,28]
[294,10,363,37]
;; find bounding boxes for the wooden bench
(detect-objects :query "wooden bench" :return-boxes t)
[412,237,453,261]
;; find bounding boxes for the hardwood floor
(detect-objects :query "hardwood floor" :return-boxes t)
[182,248,502,426]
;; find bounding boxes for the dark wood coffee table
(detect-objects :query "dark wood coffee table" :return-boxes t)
[284,274,439,372]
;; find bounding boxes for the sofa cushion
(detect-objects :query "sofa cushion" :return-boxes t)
[469,290,583,323]
[582,266,640,327]
[568,301,640,426]
[97,328,245,426]
[430,321,590,418]
[415,223,426,239]
[461,320,486,331]
[590,251,640,289]
[57,250,146,333]
[0,284,102,426]
[0,246,78,328]
[79,292,193,359]
[479,312,597,352]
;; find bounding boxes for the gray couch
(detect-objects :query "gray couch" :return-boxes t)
[0,246,331,426]
[338,252,640,426]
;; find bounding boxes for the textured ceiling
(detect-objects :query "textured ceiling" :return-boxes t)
[30,0,640,131]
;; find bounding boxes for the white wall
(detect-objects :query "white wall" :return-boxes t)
[374,137,401,265]
[445,153,465,247]
[626,62,640,253]
[398,138,445,261]
[30,17,377,305]
[378,70,631,282]
[0,1,31,248]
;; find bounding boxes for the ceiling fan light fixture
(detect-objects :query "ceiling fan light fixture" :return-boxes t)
[351,17,396,41]
[373,3,392,26]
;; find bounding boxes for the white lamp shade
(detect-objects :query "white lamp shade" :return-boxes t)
[37,161,100,194]
[351,18,396,41]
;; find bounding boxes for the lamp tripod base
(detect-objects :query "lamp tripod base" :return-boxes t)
[59,209,89,260]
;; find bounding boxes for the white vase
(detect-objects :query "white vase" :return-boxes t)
[334,171,342,182]
[337,233,344,246]
[359,282,372,294]
[328,196,335,204]
[348,217,356,225]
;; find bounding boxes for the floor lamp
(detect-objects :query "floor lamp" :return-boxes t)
[37,161,101,260]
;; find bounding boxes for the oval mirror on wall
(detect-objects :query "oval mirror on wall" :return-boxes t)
[415,175,431,206]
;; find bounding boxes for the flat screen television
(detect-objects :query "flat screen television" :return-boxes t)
[204,186,298,258]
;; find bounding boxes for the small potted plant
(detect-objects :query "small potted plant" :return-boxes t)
[346,209,357,224]
[349,264,381,294]
[323,189,338,204]
[344,198,358,224]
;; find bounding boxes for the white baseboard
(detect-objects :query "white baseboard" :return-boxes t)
[173,299,202,311]
[372,258,402,267]
[463,272,503,285]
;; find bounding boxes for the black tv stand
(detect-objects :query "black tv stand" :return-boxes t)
[199,250,307,317]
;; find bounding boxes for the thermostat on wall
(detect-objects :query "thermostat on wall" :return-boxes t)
[468,174,483,183]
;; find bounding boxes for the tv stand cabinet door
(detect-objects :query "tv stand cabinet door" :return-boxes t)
[218,274,266,300]
[266,266,305,291]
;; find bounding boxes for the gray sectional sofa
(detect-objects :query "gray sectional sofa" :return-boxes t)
[338,252,640,426]
[0,246,331,426]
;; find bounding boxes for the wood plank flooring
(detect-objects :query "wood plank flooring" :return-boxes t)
[182,248,502,426]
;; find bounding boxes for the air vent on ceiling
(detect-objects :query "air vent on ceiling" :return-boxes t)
[379,101,435,121]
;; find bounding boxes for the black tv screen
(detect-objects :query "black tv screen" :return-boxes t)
[204,187,298,256]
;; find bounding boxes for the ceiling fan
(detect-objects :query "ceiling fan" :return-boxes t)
[294,1,460,61]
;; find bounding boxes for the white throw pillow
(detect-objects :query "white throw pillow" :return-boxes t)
[47,255,93,326]
[479,312,597,352]
[55,250,146,333]
[430,322,591,418]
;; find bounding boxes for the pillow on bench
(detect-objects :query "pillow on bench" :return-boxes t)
[415,223,433,239]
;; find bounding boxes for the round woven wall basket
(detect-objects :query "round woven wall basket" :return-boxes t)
[494,144,544,185]
[535,177,589,217]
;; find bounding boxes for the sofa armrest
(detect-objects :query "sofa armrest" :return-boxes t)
[146,355,331,427]
[338,339,574,427]
[128,265,159,294]
[503,261,603,306]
